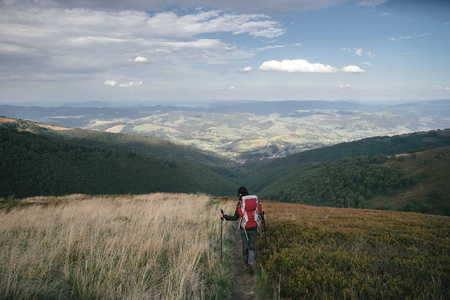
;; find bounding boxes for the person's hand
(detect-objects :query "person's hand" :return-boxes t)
[220,213,224,219]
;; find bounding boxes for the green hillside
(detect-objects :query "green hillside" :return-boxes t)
[0,127,237,198]
[248,129,450,170]
[242,129,450,192]
[258,146,450,215]
[1,117,449,216]
[0,118,232,168]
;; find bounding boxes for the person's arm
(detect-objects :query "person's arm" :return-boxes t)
[223,202,240,221]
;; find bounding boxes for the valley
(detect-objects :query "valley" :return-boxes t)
[1,100,449,216]
[2,100,449,160]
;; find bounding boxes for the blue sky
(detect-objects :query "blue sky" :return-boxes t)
[0,0,449,104]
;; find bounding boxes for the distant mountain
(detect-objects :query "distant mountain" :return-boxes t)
[388,99,450,118]
[2,100,448,159]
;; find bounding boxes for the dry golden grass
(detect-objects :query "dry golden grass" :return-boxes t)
[0,193,235,299]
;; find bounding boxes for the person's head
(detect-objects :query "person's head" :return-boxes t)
[238,186,249,197]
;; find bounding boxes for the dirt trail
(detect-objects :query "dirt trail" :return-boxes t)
[228,228,257,300]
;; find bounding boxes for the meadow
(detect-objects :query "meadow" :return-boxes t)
[0,193,235,300]
[256,201,450,299]
[1,193,449,299]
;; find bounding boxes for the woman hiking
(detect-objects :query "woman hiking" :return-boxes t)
[220,187,264,274]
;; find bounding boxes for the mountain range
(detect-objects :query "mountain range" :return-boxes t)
[1,99,449,159]
[1,115,449,215]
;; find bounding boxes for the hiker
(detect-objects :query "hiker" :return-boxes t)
[220,187,264,274]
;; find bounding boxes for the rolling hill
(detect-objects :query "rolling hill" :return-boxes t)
[1,117,449,215]
[2,99,449,159]
[257,146,450,215]
[0,125,237,199]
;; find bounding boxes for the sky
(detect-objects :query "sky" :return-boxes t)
[0,0,449,105]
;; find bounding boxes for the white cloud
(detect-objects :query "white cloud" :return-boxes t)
[361,61,372,67]
[259,59,338,73]
[342,47,372,57]
[434,85,450,91]
[390,33,431,41]
[358,0,390,6]
[142,10,285,38]
[6,0,390,14]
[240,66,253,72]
[120,81,143,87]
[340,84,352,89]
[342,65,366,73]
[256,45,286,51]
[259,59,366,74]
[105,79,117,86]
[0,5,285,79]
[105,79,143,87]
[133,56,148,62]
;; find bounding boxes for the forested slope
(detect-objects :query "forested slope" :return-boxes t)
[249,129,450,170]
[0,118,232,168]
[258,146,450,215]
[0,128,237,198]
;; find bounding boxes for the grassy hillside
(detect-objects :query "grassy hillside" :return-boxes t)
[241,130,450,191]
[2,194,448,299]
[258,146,450,216]
[0,193,236,299]
[256,201,449,299]
[0,127,237,199]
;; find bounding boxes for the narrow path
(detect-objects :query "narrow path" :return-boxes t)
[228,228,257,300]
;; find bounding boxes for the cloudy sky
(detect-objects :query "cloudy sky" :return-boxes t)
[0,0,449,104]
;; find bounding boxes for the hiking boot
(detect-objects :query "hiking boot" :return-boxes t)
[244,264,248,273]
[248,261,254,274]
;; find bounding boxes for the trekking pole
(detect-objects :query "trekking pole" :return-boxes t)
[220,209,224,260]
[263,211,268,249]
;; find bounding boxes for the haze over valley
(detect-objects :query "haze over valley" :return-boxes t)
[2,100,449,160]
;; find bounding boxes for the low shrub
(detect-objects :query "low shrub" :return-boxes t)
[257,202,449,299]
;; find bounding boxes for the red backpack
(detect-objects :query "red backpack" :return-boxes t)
[238,195,262,230]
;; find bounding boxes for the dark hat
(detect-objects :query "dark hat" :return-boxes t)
[238,186,249,196]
